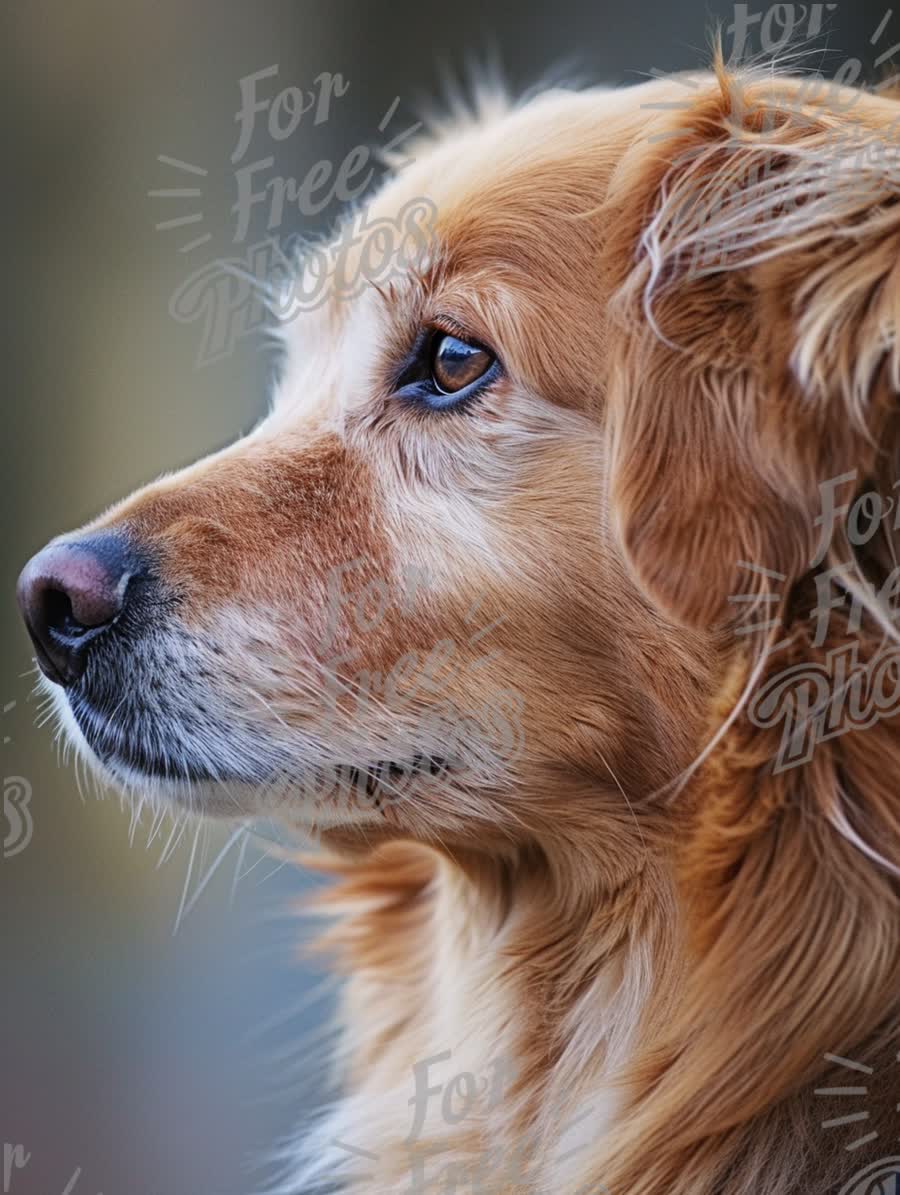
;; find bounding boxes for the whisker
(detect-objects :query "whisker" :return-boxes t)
[173,821,202,935]
[179,823,248,924]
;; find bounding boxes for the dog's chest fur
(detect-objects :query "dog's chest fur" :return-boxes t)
[291,846,660,1193]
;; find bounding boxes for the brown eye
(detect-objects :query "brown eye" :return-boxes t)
[431,333,493,394]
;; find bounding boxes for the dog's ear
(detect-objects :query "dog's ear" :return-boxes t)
[601,67,900,629]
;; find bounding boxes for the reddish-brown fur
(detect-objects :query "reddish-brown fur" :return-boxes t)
[42,63,900,1193]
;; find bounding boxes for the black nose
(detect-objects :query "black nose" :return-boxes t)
[16,534,135,686]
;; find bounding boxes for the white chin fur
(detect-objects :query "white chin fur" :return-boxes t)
[43,676,411,829]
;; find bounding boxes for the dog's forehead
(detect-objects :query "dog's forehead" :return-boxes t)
[368,77,706,228]
[369,87,635,234]
[272,77,710,417]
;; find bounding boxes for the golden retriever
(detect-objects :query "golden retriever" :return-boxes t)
[17,58,900,1194]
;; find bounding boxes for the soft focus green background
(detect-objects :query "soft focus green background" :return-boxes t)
[2,1,888,1191]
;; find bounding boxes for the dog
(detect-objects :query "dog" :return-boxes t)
[17,59,900,1194]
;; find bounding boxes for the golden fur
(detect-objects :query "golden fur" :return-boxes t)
[37,63,900,1193]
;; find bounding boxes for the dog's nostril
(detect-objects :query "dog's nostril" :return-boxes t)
[16,534,138,687]
[43,588,81,637]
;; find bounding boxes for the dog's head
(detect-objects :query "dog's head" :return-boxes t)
[17,69,900,881]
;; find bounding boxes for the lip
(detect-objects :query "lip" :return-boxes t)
[81,726,237,784]
[64,693,239,784]
[68,691,450,794]
[105,754,451,792]
[332,755,450,803]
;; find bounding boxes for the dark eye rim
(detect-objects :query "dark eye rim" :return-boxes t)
[393,326,502,413]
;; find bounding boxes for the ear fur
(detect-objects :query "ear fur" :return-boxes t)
[602,63,900,630]
[588,65,900,1195]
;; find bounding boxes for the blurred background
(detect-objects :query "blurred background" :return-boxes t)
[2,0,890,1191]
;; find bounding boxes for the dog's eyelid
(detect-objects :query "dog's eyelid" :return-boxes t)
[429,313,499,360]
[430,312,474,341]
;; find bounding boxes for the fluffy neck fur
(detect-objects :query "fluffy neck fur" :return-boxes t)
[289,820,677,1195]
